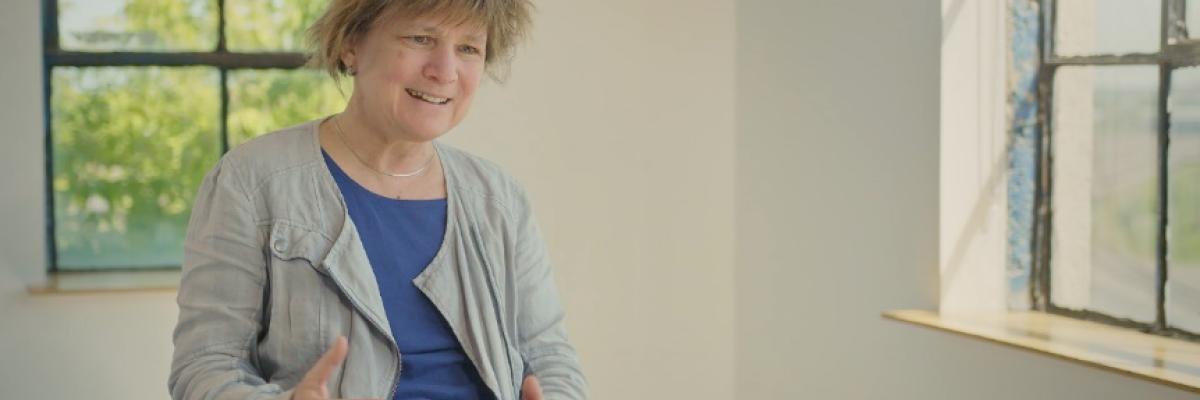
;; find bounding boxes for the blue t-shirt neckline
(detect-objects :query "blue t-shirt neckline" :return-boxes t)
[321,149,447,204]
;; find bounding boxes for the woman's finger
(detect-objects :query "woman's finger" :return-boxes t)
[521,374,543,400]
[300,336,349,389]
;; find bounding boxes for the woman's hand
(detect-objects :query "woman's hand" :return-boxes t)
[292,336,379,400]
[522,374,543,400]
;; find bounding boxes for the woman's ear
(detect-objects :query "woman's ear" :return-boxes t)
[340,49,357,75]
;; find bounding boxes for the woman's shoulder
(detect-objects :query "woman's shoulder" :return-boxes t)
[436,142,532,213]
[219,119,324,178]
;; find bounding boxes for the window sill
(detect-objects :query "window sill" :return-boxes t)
[883,309,1200,394]
[26,270,180,296]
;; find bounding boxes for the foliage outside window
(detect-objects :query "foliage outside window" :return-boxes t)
[45,0,346,271]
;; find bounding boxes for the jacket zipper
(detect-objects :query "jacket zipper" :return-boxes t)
[320,266,402,400]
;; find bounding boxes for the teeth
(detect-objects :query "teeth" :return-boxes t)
[407,89,449,104]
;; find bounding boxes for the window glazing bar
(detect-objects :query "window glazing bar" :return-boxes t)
[1046,54,1160,65]
[46,51,308,69]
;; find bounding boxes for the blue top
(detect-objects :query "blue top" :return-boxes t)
[324,151,494,400]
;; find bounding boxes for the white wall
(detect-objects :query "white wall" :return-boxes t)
[734,0,1195,398]
[0,0,735,399]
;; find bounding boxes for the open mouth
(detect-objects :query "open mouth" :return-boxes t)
[406,88,451,105]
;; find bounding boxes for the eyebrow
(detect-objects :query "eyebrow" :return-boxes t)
[417,25,485,43]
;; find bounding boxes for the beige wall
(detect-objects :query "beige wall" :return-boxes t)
[449,0,736,398]
[0,0,734,399]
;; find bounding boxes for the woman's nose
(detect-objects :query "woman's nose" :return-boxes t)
[422,46,458,84]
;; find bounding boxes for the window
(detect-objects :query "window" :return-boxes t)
[1025,0,1200,339]
[43,0,345,272]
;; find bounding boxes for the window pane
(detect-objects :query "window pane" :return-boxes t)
[1168,67,1200,332]
[51,67,220,269]
[1051,66,1159,323]
[1055,0,1160,56]
[225,0,327,52]
[227,69,347,147]
[58,0,218,52]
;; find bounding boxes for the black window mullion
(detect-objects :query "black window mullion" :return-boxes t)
[220,68,230,154]
[217,0,227,52]
[218,0,231,157]
[1031,0,1056,311]
[1033,63,1055,312]
[41,0,59,272]
[1154,0,1174,332]
[45,51,307,69]
[1155,63,1170,332]
[42,0,58,51]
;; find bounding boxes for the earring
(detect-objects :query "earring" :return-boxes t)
[348,66,357,76]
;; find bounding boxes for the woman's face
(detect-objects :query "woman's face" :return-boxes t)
[344,12,487,141]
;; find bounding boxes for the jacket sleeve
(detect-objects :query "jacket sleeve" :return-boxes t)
[168,157,293,400]
[511,188,589,399]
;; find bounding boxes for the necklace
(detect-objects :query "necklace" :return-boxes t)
[332,115,435,178]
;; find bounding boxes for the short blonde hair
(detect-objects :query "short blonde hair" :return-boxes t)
[307,0,534,82]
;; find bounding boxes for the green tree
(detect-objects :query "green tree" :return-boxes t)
[53,0,343,269]
[226,0,329,51]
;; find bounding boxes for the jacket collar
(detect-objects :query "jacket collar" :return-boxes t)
[303,117,460,342]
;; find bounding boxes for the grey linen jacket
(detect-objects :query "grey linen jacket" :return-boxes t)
[168,119,587,400]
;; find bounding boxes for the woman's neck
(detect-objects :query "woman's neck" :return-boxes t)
[336,106,435,174]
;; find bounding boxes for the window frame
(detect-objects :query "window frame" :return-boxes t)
[41,0,309,272]
[1030,0,1200,341]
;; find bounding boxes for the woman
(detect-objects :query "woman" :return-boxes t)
[168,1,586,399]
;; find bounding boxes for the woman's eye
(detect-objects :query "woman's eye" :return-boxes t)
[458,45,482,55]
[407,36,433,45]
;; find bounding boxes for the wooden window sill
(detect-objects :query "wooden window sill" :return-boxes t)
[883,309,1200,394]
[26,270,180,295]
